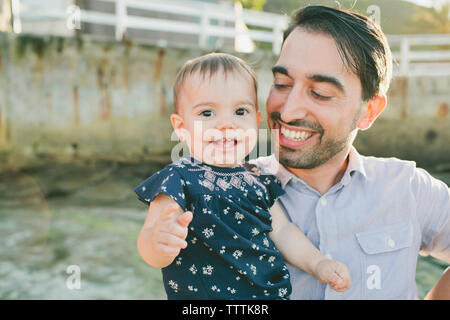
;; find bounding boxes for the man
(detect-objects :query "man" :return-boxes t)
[141,6,450,299]
[253,5,450,299]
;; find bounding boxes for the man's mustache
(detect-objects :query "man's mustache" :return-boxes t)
[269,112,324,134]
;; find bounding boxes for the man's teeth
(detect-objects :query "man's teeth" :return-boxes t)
[281,126,313,141]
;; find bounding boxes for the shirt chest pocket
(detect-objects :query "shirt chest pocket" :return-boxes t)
[355,221,414,299]
[356,221,413,254]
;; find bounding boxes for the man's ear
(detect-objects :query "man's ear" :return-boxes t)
[170,113,186,141]
[357,95,386,131]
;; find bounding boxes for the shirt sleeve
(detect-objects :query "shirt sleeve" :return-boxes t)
[134,165,188,212]
[413,167,450,263]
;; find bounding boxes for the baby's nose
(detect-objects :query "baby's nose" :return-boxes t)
[215,117,237,129]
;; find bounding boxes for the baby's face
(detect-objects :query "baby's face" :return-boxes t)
[171,70,260,167]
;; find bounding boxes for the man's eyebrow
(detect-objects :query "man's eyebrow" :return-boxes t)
[272,65,290,77]
[307,74,345,94]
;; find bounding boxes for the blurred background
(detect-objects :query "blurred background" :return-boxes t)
[0,0,449,299]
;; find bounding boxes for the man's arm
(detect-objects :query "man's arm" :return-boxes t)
[425,267,450,300]
[414,168,450,263]
[412,168,450,299]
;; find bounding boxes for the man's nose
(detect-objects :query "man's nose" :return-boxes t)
[280,85,309,124]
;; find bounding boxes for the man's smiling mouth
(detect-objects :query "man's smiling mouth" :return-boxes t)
[276,121,317,143]
[280,126,314,142]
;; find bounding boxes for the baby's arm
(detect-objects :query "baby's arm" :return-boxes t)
[269,202,351,292]
[137,194,193,268]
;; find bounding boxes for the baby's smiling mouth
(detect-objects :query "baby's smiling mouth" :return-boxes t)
[210,137,239,147]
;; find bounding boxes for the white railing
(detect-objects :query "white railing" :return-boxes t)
[388,34,450,77]
[17,0,289,54]
[12,0,450,76]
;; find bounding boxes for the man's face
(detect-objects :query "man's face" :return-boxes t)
[266,28,365,169]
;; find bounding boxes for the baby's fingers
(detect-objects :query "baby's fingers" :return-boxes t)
[335,265,351,285]
[177,211,193,228]
[160,218,189,239]
[157,232,188,250]
[329,278,346,291]
[159,203,180,221]
[329,272,351,292]
[156,243,181,257]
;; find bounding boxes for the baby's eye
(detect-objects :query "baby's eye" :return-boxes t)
[235,108,249,116]
[200,110,214,117]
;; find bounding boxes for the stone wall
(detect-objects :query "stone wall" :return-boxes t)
[0,33,448,168]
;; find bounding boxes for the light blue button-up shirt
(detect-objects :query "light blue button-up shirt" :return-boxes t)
[251,147,450,299]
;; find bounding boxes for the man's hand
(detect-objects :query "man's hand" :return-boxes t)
[315,259,351,292]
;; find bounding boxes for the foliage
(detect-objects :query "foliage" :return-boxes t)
[240,0,267,11]
[410,2,450,33]
[262,0,450,34]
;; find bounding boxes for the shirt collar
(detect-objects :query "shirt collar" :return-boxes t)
[266,146,367,189]
[346,146,367,179]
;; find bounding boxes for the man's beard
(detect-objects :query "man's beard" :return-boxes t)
[270,113,359,170]
[278,135,351,169]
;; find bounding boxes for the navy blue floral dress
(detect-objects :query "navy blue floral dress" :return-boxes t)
[134,157,291,300]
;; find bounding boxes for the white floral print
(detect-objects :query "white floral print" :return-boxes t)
[203,265,214,275]
[137,159,290,299]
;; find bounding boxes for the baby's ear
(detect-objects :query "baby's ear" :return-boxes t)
[170,113,186,141]
[256,111,261,126]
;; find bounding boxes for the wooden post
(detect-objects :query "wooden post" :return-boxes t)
[11,0,21,33]
[199,8,209,49]
[115,0,126,41]
[272,18,286,55]
[0,0,12,32]
[400,37,410,77]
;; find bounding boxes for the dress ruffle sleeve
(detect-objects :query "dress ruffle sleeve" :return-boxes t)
[134,165,188,212]
[260,173,285,208]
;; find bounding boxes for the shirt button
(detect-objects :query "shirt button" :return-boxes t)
[320,197,327,206]
[387,238,395,248]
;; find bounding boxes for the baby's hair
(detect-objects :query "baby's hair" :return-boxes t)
[173,53,258,113]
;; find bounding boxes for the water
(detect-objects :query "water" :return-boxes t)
[0,159,448,299]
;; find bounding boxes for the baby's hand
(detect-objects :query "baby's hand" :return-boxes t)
[151,204,193,259]
[315,259,351,292]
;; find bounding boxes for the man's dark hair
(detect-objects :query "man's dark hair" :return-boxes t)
[283,5,392,101]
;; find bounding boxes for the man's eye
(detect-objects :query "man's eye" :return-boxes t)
[311,90,332,100]
[235,108,248,116]
[200,110,213,117]
[274,83,289,89]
